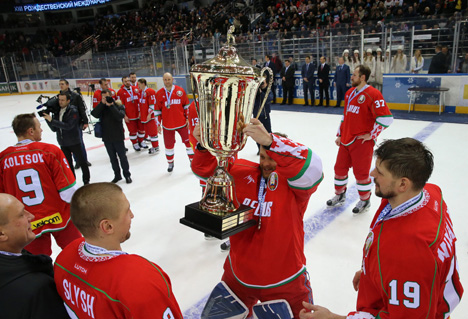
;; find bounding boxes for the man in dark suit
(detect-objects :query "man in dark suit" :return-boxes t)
[333,57,351,108]
[317,56,330,107]
[302,56,316,106]
[264,54,277,104]
[280,59,295,105]
[428,45,449,74]
[252,58,262,69]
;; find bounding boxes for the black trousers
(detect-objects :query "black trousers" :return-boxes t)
[61,144,90,183]
[319,82,330,106]
[282,84,294,104]
[72,129,88,163]
[336,83,348,107]
[303,80,315,105]
[256,113,272,150]
[271,83,276,104]
[104,140,130,179]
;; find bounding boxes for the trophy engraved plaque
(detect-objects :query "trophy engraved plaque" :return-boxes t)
[180,26,273,239]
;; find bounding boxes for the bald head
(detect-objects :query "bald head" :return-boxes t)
[0,194,35,253]
[163,72,173,89]
[0,194,19,225]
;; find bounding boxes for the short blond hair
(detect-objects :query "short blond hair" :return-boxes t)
[70,183,123,238]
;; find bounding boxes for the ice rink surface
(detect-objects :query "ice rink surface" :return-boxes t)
[0,94,466,317]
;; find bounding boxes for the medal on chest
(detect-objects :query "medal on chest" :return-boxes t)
[257,172,278,230]
[362,230,374,275]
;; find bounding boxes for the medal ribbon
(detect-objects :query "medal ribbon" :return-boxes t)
[126,86,134,102]
[257,177,267,229]
[16,139,33,146]
[165,86,174,109]
[346,84,369,113]
[372,191,423,229]
[84,242,128,257]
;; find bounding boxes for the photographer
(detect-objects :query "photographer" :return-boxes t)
[59,79,91,169]
[43,93,90,185]
[92,78,117,109]
[91,89,132,184]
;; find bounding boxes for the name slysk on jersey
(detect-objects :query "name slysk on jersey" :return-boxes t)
[338,85,393,146]
[0,141,77,237]
[54,238,183,319]
[154,85,189,130]
[93,88,117,109]
[117,85,139,119]
[192,134,324,287]
[349,184,464,319]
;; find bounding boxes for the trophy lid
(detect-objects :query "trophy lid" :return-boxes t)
[190,26,260,76]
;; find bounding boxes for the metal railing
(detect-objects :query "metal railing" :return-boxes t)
[1,18,467,88]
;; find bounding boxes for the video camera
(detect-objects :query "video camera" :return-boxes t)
[73,87,82,96]
[36,94,59,117]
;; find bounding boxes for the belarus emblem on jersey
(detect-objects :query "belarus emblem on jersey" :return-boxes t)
[358,95,366,104]
[364,231,374,257]
[267,172,279,191]
[176,90,183,97]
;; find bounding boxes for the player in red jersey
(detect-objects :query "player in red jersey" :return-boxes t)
[137,78,160,155]
[192,118,324,318]
[54,183,183,319]
[117,76,146,151]
[154,72,193,172]
[187,99,208,196]
[187,99,199,151]
[92,78,116,109]
[326,64,393,214]
[0,113,81,256]
[300,138,463,319]
[129,72,137,88]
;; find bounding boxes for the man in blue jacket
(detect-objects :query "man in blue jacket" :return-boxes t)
[333,57,351,108]
[302,56,316,106]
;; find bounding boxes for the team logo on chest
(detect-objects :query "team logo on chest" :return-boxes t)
[358,95,366,104]
[364,231,374,257]
[176,90,183,97]
[267,172,278,191]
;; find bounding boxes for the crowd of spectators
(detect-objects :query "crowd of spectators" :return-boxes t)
[0,0,467,59]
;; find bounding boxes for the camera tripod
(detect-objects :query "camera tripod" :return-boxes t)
[73,86,95,135]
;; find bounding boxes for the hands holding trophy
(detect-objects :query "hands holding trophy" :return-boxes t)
[180,26,273,239]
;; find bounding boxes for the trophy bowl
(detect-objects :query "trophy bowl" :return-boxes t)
[180,26,272,239]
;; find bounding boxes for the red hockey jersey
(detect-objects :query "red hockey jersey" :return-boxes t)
[0,141,77,237]
[187,100,199,150]
[139,87,157,123]
[154,85,189,130]
[93,88,116,109]
[116,85,140,119]
[348,184,464,319]
[192,134,323,287]
[338,85,393,145]
[54,238,183,319]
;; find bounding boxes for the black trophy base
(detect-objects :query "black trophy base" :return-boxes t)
[180,202,256,239]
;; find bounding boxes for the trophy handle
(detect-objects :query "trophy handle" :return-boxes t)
[190,74,200,117]
[255,67,274,119]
